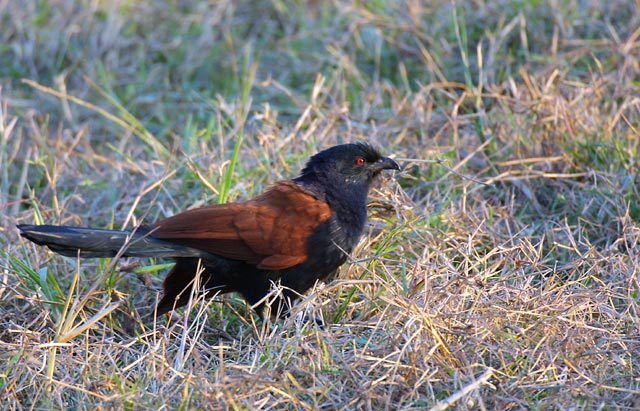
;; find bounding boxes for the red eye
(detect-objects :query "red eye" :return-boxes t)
[355,157,365,165]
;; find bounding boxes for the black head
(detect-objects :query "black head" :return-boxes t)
[299,143,399,188]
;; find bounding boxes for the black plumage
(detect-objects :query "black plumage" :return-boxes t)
[18,143,400,317]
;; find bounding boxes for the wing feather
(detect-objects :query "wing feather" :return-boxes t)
[150,182,331,270]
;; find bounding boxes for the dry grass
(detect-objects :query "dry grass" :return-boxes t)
[1,0,640,409]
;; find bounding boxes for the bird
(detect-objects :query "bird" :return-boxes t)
[18,143,400,317]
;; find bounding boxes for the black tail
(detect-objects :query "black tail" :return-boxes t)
[17,224,211,259]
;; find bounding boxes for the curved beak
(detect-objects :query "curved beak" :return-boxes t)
[376,156,401,171]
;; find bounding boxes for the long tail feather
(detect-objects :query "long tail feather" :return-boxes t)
[17,224,211,259]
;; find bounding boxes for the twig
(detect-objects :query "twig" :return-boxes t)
[395,157,489,186]
[429,369,494,411]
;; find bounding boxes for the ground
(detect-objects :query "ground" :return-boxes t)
[1,0,639,409]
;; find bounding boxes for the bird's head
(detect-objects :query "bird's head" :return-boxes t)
[299,143,400,190]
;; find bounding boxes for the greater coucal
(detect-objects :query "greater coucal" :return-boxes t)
[18,143,400,316]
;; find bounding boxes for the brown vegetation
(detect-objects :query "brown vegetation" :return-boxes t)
[1,0,639,408]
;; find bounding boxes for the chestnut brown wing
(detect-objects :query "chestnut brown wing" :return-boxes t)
[150,182,332,270]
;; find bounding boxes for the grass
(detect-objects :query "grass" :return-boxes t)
[1,0,640,408]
